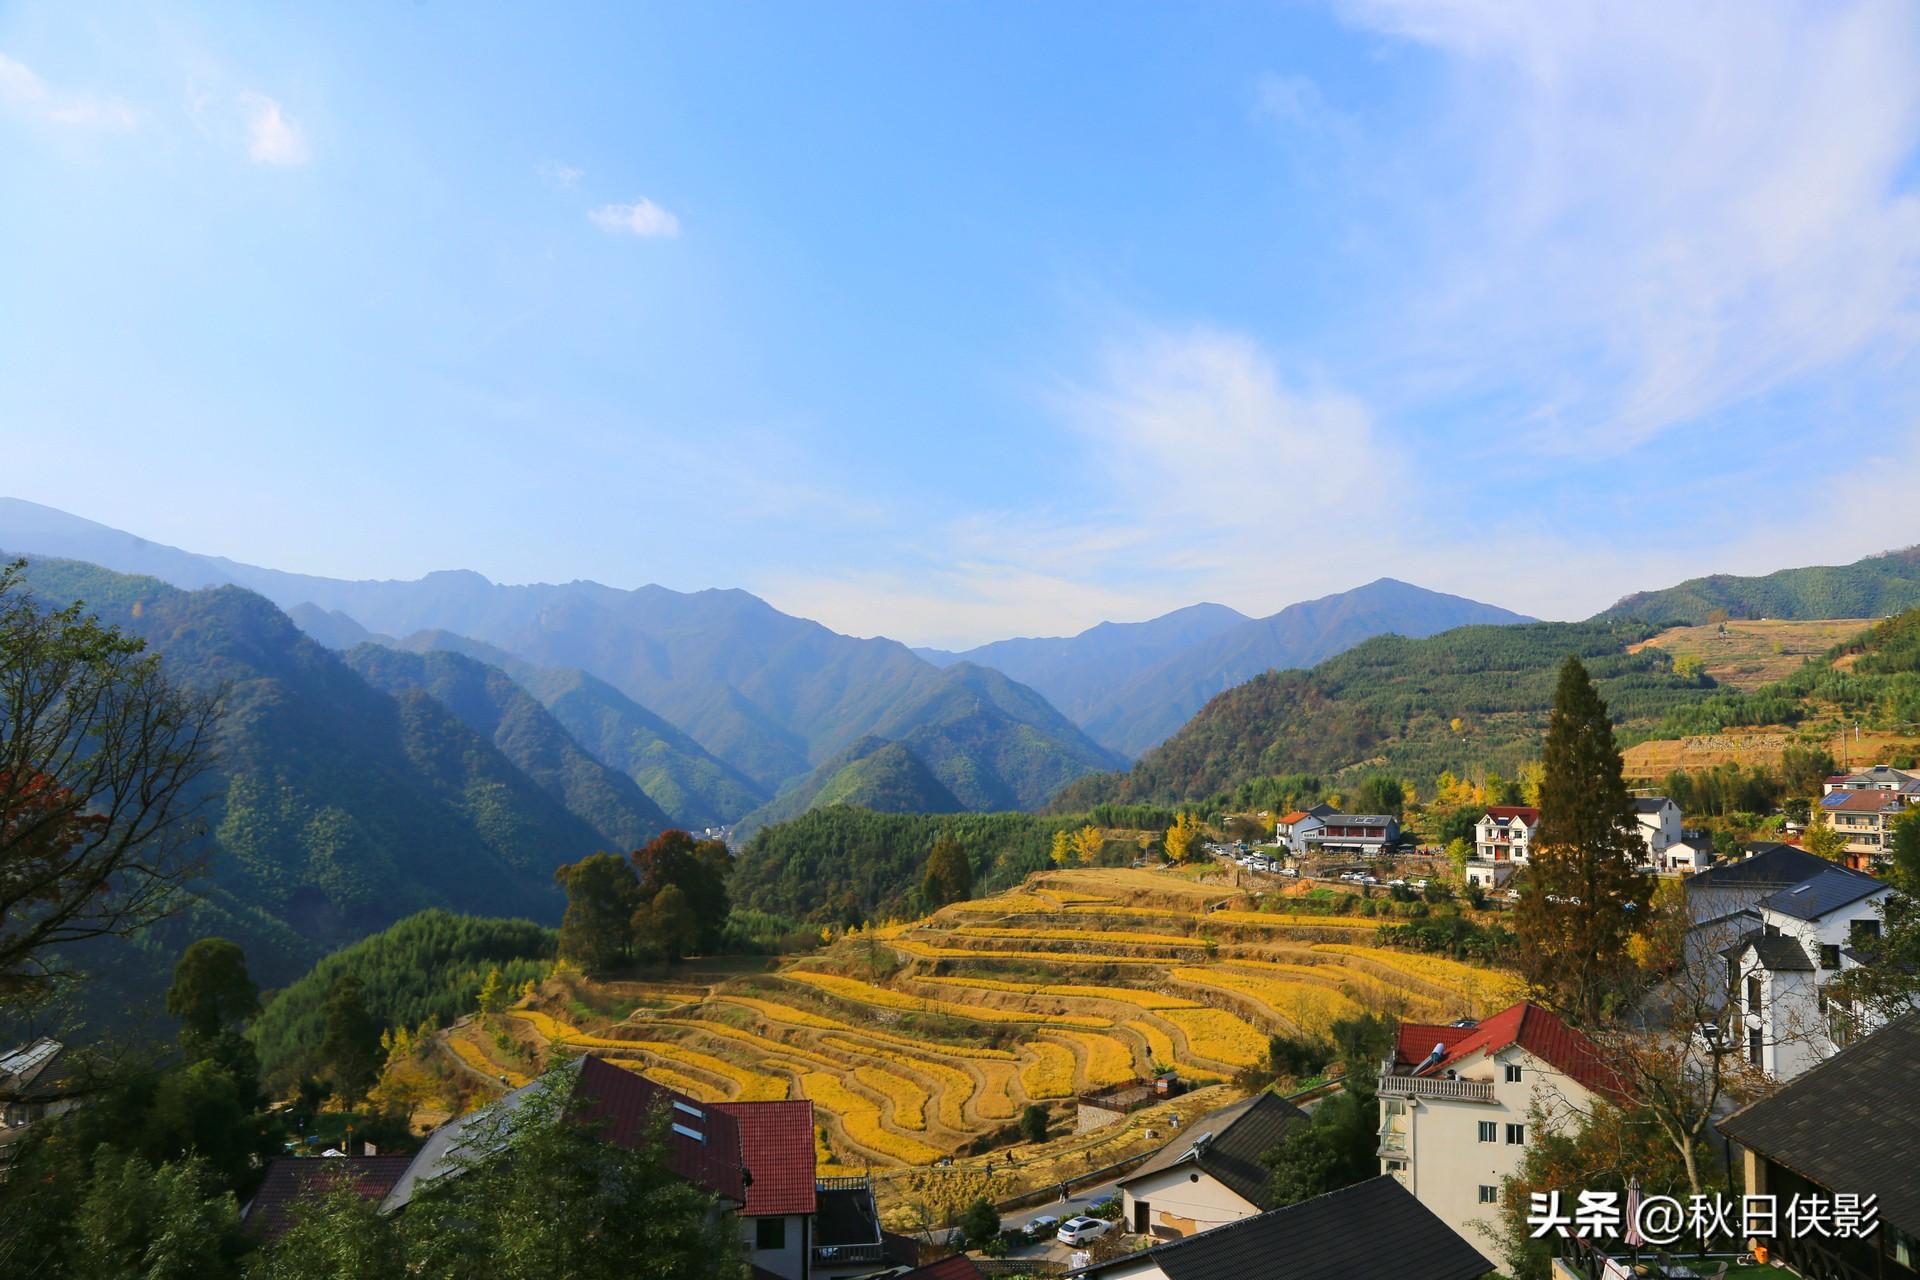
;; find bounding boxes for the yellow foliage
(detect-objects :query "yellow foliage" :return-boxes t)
[665,1019,839,1066]
[942,893,1051,914]
[1310,944,1527,1014]
[824,1037,973,1131]
[1050,829,1074,868]
[709,996,1019,1059]
[621,1062,724,1103]
[854,1064,929,1130]
[802,1072,943,1165]
[1018,1041,1075,1099]
[917,976,1199,1010]
[1164,811,1203,864]
[445,1033,529,1087]
[1048,1030,1136,1088]
[1161,1008,1266,1069]
[947,925,1205,948]
[885,938,1166,965]
[1072,824,1105,866]
[782,970,1111,1027]
[1171,968,1362,1040]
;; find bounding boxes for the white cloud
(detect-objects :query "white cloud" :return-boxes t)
[0,51,137,130]
[1332,0,1920,453]
[588,198,681,238]
[539,162,584,188]
[241,92,308,166]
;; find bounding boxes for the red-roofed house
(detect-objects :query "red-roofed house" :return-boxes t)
[1378,1001,1619,1247]
[1466,807,1541,889]
[717,1099,819,1277]
[243,1154,413,1241]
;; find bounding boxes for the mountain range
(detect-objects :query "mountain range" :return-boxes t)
[1599,545,1920,626]
[0,499,1536,816]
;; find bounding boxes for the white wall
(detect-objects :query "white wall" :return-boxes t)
[1120,1165,1260,1240]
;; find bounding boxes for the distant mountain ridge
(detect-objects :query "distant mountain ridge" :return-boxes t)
[0,498,1118,818]
[931,579,1534,758]
[1599,546,1920,626]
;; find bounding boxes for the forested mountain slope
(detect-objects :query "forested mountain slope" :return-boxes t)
[735,736,965,836]
[1081,579,1535,757]
[11,555,615,990]
[1600,545,1920,625]
[342,644,670,849]
[1053,618,1713,806]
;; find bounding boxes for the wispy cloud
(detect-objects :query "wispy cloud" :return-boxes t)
[1335,0,1920,454]
[0,51,137,130]
[539,161,584,188]
[241,92,308,166]
[589,197,681,238]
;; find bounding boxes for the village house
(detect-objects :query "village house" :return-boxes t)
[1719,1010,1920,1277]
[1273,804,1335,855]
[1377,1001,1620,1249]
[1721,865,1895,1081]
[1301,812,1400,859]
[1822,764,1920,798]
[1067,1176,1493,1280]
[1115,1091,1309,1240]
[251,1055,905,1280]
[1465,806,1540,889]
[1816,788,1910,871]
[0,1038,80,1177]
[1629,795,1683,867]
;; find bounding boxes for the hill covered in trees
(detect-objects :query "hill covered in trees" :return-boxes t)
[9,556,619,992]
[343,644,670,849]
[737,737,964,835]
[1053,619,1713,808]
[249,910,556,1087]
[1601,545,1920,625]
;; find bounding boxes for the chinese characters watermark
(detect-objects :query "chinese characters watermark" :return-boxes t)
[1527,1191,1878,1244]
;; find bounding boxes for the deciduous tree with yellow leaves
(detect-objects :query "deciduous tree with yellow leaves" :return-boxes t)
[1163,812,1203,863]
[1072,824,1105,866]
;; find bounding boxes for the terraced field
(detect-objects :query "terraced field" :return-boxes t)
[434,868,1523,1180]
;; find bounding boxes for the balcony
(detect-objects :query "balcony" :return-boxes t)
[1377,1074,1495,1103]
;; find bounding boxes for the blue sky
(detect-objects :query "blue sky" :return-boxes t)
[4,1,1918,647]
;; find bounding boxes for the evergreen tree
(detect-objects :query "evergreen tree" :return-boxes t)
[554,852,640,973]
[630,830,731,953]
[634,884,698,962]
[921,836,973,908]
[1515,656,1652,1023]
[165,938,263,1105]
[319,976,383,1108]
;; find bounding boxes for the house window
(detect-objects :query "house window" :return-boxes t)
[1746,976,1762,1011]
[1749,1027,1763,1066]
[1478,1121,1497,1143]
[1479,1185,1500,1205]
[1850,919,1881,944]
[1505,1124,1525,1146]
[1504,1064,1522,1083]
[755,1217,785,1251]
[1819,944,1840,970]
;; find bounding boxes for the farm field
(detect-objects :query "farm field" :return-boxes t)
[417,866,1524,1210]
[1628,617,1873,690]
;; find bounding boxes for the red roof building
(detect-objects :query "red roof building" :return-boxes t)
[1395,1000,1623,1101]
[716,1099,818,1217]
[244,1154,413,1241]
[571,1054,749,1205]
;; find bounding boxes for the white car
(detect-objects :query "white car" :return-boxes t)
[1024,1214,1061,1237]
[1056,1216,1112,1246]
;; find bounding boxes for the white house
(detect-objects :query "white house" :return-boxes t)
[1465,807,1540,889]
[1631,796,1683,868]
[1115,1091,1308,1239]
[1274,804,1335,856]
[1723,865,1896,1082]
[1378,1001,1618,1249]
[1662,836,1715,876]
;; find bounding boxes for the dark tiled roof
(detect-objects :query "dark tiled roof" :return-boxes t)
[1722,931,1814,973]
[0,1038,70,1102]
[1631,796,1674,813]
[1416,1001,1625,1101]
[1686,844,1852,892]
[1070,1176,1493,1280]
[1119,1090,1308,1211]
[1482,806,1540,825]
[714,1099,816,1216]
[1758,867,1886,922]
[1720,1011,1920,1236]
[244,1156,412,1240]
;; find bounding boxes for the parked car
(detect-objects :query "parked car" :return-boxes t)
[1279,866,1299,877]
[1024,1214,1061,1238]
[1057,1216,1112,1246]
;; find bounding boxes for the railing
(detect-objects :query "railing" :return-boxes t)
[817,1174,873,1192]
[1376,1074,1495,1102]
[811,1241,886,1265]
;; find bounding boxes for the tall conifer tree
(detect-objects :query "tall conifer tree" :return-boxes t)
[1516,656,1651,1023]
